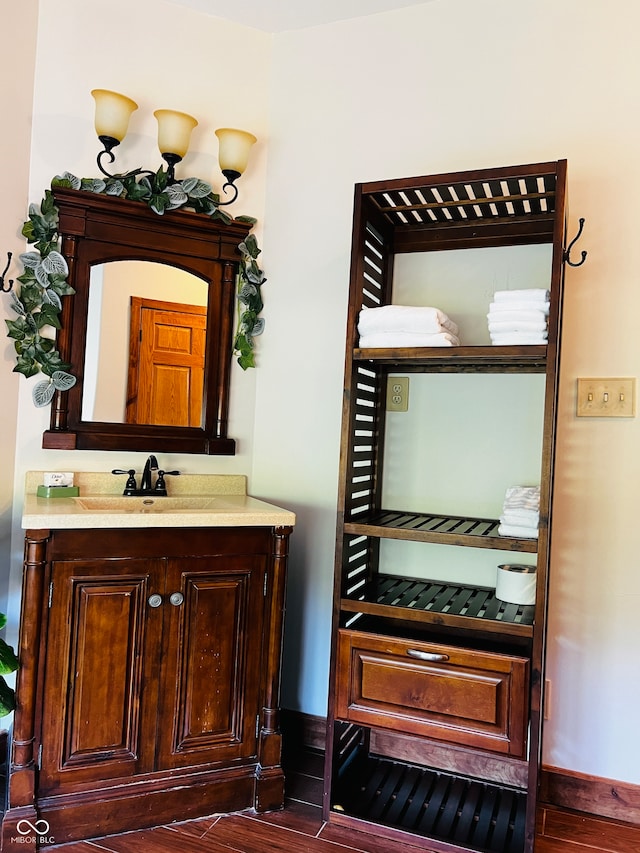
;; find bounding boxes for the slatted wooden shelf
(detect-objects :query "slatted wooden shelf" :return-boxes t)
[354,345,547,373]
[344,510,539,553]
[332,753,527,853]
[341,574,535,637]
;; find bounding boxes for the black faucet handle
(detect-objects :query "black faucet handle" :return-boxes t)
[112,468,138,496]
[154,470,180,496]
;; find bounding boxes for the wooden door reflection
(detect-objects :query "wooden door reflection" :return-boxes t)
[126,297,206,427]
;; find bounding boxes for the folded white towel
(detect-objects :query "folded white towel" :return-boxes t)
[358,305,459,336]
[493,289,550,303]
[490,332,547,345]
[488,302,550,316]
[503,486,540,510]
[488,319,548,333]
[359,331,460,348]
[500,512,539,529]
[498,523,539,539]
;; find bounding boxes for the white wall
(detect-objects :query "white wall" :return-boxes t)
[5,0,640,790]
[0,1,38,631]
[253,0,640,785]
[6,0,272,643]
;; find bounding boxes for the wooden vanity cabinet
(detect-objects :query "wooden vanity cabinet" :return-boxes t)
[3,524,292,847]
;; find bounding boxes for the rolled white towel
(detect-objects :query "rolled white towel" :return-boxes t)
[358,305,459,336]
[493,289,550,303]
[359,331,460,348]
[498,523,539,539]
[490,332,547,345]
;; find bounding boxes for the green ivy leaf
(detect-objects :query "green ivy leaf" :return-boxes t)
[38,303,62,328]
[0,676,16,717]
[5,318,27,340]
[14,355,39,377]
[237,350,255,370]
[0,639,19,675]
[149,194,169,215]
[240,234,261,259]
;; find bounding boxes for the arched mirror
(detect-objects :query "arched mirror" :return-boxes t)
[43,187,251,454]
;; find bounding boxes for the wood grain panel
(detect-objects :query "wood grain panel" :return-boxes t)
[337,629,528,756]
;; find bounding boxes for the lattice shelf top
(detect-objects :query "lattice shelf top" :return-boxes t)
[362,161,560,229]
[342,574,535,637]
[345,510,539,554]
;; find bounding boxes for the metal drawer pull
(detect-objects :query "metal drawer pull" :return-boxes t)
[169,592,184,606]
[147,594,163,608]
[406,649,449,662]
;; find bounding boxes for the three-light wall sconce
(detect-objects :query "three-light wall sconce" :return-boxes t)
[91,88,257,204]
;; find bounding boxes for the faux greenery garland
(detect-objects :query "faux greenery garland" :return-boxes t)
[5,168,265,406]
[0,611,19,717]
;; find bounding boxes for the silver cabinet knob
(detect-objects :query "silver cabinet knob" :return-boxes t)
[169,592,184,606]
[148,594,163,608]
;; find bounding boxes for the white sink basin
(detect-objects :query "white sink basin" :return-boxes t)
[76,496,221,512]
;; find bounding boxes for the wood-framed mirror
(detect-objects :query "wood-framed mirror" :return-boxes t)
[42,187,251,454]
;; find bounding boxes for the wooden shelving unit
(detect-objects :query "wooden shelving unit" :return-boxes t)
[324,161,572,852]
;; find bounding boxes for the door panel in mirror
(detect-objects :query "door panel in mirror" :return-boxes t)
[82,262,207,425]
[43,188,251,454]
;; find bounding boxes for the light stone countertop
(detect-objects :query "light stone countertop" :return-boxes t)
[22,472,296,530]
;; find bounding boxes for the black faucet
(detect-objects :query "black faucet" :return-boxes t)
[112,456,180,496]
[140,455,158,494]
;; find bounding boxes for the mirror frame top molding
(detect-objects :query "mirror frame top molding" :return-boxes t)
[43,187,252,455]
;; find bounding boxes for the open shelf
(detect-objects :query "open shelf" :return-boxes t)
[345,510,539,553]
[354,345,547,373]
[332,751,527,853]
[342,574,535,638]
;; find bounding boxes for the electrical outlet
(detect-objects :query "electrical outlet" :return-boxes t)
[386,376,409,412]
[576,377,636,418]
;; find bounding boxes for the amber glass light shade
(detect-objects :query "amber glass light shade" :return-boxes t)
[215,128,257,176]
[91,89,139,142]
[154,109,198,159]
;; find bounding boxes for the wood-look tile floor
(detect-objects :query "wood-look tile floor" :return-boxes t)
[44,750,626,853]
[47,750,425,853]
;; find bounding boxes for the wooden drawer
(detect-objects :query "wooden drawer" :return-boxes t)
[336,629,529,757]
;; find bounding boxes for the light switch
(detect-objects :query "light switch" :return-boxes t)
[576,377,636,418]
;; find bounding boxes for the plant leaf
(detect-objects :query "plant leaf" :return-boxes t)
[184,178,212,199]
[32,378,56,407]
[0,676,16,717]
[0,640,19,675]
[19,251,40,270]
[51,370,76,391]
[81,178,107,194]
[164,184,188,208]
[34,263,50,288]
[41,250,68,278]
[251,317,265,336]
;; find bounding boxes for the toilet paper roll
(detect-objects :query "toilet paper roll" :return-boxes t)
[496,564,536,606]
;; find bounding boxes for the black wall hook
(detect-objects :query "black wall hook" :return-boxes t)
[564,218,587,267]
[0,251,14,292]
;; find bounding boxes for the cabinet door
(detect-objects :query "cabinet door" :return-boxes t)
[39,557,165,792]
[156,554,266,770]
